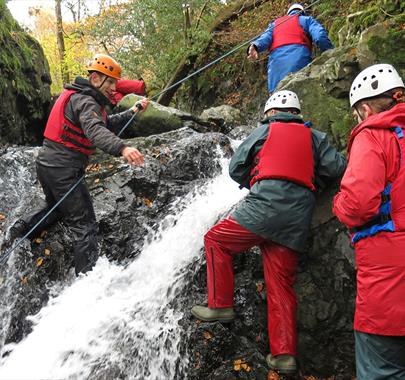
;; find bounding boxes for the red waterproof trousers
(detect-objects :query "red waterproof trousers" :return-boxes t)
[205,216,299,356]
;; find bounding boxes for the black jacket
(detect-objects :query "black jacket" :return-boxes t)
[37,76,135,168]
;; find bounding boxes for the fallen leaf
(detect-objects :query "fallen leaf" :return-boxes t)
[256,281,264,293]
[36,258,44,267]
[267,370,281,380]
[241,363,251,372]
[21,276,28,284]
[94,178,100,184]
[0,214,6,221]
[234,363,241,371]
[44,248,51,256]
[40,230,47,238]
[143,198,153,208]
[34,238,43,244]
[108,164,114,169]
[203,330,213,340]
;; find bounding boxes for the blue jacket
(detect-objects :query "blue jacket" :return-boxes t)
[253,11,334,92]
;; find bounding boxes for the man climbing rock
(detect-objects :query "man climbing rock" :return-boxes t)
[247,3,333,94]
[333,63,405,380]
[191,90,346,374]
[8,53,148,276]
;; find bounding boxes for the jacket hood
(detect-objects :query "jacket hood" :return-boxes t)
[65,76,111,106]
[261,112,304,125]
[348,102,405,152]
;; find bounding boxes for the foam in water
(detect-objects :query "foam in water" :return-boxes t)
[0,149,247,380]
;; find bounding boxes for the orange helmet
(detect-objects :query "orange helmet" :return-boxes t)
[87,54,122,79]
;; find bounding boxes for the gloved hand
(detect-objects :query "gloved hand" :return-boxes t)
[131,98,149,113]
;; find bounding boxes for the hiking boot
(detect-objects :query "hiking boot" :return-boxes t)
[266,354,297,375]
[9,220,29,240]
[191,305,235,322]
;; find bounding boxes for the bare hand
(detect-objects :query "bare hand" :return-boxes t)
[121,146,144,166]
[247,45,259,61]
[131,98,149,113]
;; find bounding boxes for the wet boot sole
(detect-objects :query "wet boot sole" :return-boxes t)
[269,368,297,376]
[190,310,235,323]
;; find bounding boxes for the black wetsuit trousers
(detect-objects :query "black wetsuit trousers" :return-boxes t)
[23,162,98,275]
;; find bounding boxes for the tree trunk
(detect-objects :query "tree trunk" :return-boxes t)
[55,0,69,84]
[157,0,271,106]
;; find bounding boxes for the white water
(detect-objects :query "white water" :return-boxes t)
[0,152,247,380]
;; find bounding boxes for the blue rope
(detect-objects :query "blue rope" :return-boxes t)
[0,0,322,265]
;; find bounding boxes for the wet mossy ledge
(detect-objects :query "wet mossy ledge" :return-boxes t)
[0,0,51,146]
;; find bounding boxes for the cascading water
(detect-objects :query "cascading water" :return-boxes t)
[0,148,247,380]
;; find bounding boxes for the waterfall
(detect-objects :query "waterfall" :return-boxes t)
[0,148,247,380]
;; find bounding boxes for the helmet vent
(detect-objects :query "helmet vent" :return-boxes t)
[371,80,379,90]
[282,99,287,104]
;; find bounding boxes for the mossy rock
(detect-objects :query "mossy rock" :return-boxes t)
[0,0,51,145]
[116,94,186,137]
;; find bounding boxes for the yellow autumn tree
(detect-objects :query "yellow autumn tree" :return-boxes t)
[28,5,92,94]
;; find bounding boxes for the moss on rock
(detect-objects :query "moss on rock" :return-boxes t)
[0,0,51,145]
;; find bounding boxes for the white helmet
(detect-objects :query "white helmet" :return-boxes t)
[349,63,404,107]
[264,90,301,114]
[287,3,305,15]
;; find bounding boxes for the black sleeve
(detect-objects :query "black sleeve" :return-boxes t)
[70,94,126,156]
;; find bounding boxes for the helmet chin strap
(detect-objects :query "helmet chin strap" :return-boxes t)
[96,75,108,90]
[354,105,364,122]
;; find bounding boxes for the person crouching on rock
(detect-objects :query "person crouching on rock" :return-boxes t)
[333,63,405,380]
[191,90,346,375]
[8,53,149,276]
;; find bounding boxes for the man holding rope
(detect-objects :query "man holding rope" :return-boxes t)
[8,54,148,276]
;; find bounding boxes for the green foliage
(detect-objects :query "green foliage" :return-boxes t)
[78,0,222,94]
[0,0,37,95]
[368,27,405,75]
[314,0,405,46]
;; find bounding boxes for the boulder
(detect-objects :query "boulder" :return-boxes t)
[199,105,244,133]
[116,94,218,137]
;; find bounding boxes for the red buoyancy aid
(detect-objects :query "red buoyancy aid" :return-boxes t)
[44,89,106,156]
[348,104,405,236]
[270,15,312,52]
[250,121,315,190]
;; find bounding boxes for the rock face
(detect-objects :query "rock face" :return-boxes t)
[0,128,230,349]
[0,0,52,146]
[278,18,405,149]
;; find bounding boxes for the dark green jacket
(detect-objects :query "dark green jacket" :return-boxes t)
[229,113,346,252]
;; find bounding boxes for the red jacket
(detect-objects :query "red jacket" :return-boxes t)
[333,103,405,335]
[110,79,146,105]
[270,15,312,52]
[249,121,315,190]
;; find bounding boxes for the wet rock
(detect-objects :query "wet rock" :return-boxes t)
[115,94,218,137]
[0,128,232,349]
[200,105,244,133]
